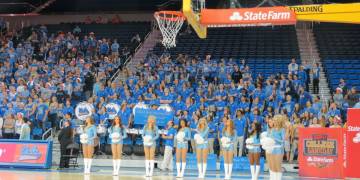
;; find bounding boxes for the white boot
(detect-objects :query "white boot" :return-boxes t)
[116,160,121,175]
[149,160,155,177]
[228,164,233,180]
[278,172,282,180]
[250,165,255,180]
[112,160,117,176]
[197,164,203,178]
[176,163,181,178]
[224,163,229,179]
[88,159,92,174]
[202,163,207,178]
[145,160,149,177]
[255,165,260,180]
[83,158,88,174]
[180,163,186,177]
[269,170,273,180]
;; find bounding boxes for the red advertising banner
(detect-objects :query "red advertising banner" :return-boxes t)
[200,6,297,27]
[298,128,344,179]
[346,108,360,178]
[0,142,48,165]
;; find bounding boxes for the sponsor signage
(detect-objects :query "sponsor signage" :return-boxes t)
[0,140,52,168]
[346,108,360,178]
[133,103,174,127]
[298,128,344,179]
[200,6,296,27]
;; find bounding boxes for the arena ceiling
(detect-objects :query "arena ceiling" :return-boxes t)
[0,0,359,15]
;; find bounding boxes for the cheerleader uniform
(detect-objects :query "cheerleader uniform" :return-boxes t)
[108,126,128,144]
[108,126,127,176]
[247,134,261,153]
[268,128,285,154]
[247,134,261,180]
[176,127,191,149]
[141,125,160,148]
[83,125,97,174]
[84,125,97,145]
[196,127,209,149]
[222,131,236,151]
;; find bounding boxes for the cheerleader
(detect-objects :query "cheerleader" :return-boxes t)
[246,122,262,180]
[195,118,209,179]
[108,116,128,176]
[221,119,236,180]
[81,117,97,174]
[267,115,286,180]
[142,115,159,177]
[175,119,191,178]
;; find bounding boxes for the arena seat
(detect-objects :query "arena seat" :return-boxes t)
[314,23,360,90]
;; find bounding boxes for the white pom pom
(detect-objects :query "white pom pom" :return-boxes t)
[221,137,231,148]
[260,137,276,152]
[176,132,185,142]
[245,138,254,150]
[194,134,204,144]
[110,132,121,143]
[80,134,88,144]
[260,132,268,140]
[143,135,153,146]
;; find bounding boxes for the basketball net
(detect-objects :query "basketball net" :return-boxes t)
[154,11,185,49]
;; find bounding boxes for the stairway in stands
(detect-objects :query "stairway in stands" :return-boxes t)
[115,29,161,82]
[296,22,331,104]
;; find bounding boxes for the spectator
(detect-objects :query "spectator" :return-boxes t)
[73,25,81,36]
[312,63,320,94]
[288,58,298,75]
[19,118,31,140]
[345,87,359,107]
[58,120,73,169]
[333,88,344,108]
[2,114,15,139]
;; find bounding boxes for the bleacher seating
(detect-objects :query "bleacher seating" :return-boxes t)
[313,23,360,90]
[45,22,151,47]
[153,25,300,77]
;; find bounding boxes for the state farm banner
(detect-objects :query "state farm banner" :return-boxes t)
[200,6,296,27]
[346,108,360,178]
[298,128,344,179]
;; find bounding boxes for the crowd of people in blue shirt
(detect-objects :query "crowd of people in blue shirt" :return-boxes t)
[1,24,359,162]
[0,25,127,140]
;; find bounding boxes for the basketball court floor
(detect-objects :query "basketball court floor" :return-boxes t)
[0,167,307,180]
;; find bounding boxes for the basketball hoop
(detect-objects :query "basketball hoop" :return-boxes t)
[154,11,185,49]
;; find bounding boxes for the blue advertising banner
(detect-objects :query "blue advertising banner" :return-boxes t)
[134,108,174,127]
[220,156,265,172]
[0,139,53,169]
[174,153,217,171]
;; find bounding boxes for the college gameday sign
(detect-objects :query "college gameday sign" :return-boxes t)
[200,6,296,27]
[298,128,344,179]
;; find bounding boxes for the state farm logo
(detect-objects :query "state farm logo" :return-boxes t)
[353,132,360,143]
[229,11,291,21]
[230,12,243,21]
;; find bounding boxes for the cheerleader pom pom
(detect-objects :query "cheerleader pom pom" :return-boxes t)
[245,138,253,144]
[221,137,231,148]
[110,132,121,143]
[80,134,88,144]
[260,132,268,140]
[260,137,275,152]
[143,135,153,146]
[176,132,185,142]
[194,134,205,144]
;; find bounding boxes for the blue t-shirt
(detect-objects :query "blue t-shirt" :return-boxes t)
[164,127,176,147]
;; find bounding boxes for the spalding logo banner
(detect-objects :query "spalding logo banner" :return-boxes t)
[200,6,296,27]
[298,128,344,179]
